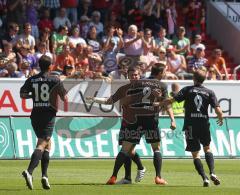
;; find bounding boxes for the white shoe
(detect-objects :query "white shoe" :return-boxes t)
[203,178,210,187]
[22,170,33,190]
[135,167,146,183]
[210,174,220,185]
[116,178,132,184]
[41,176,51,190]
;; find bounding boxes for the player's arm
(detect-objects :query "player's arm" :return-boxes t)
[20,78,32,99]
[215,106,223,126]
[210,90,223,126]
[86,96,112,104]
[162,84,176,130]
[86,85,128,105]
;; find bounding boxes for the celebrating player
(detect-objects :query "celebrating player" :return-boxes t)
[20,55,67,190]
[88,63,176,185]
[160,68,223,187]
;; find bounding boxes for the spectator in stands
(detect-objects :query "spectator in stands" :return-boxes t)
[53,8,71,30]
[184,0,202,40]
[85,45,102,71]
[18,44,37,75]
[172,26,190,57]
[208,49,229,80]
[26,0,42,40]
[127,0,144,30]
[108,64,129,80]
[78,0,93,19]
[6,0,25,29]
[157,46,168,63]
[4,62,19,78]
[79,15,91,39]
[38,8,54,32]
[17,61,31,78]
[17,23,36,53]
[206,67,217,80]
[143,28,155,56]
[1,23,19,47]
[187,46,207,76]
[35,42,53,70]
[51,25,69,55]
[92,64,109,80]
[191,34,205,55]
[71,43,86,64]
[60,0,78,25]
[165,1,176,39]
[2,42,16,64]
[54,44,75,72]
[38,27,51,52]
[86,26,102,52]
[155,27,172,51]
[124,24,146,61]
[89,11,104,37]
[91,0,111,24]
[166,45,187,80]
[102,26,123,51]
[102,28,123,74]
[69,26,87,49]
[43,0,60,19]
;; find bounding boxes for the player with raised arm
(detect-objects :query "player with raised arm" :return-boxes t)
[159,68,223,187]
[20,55,67,190]
[88,67,146,184]
[88,63,176,185]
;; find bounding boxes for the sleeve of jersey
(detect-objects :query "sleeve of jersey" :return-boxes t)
[111,85,126,103]
[209,90,219,108]
[174,87,187,102]
[57,80,67,101]
[20,78,31,95]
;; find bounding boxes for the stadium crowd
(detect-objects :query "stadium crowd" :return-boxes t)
[0,0,230,80]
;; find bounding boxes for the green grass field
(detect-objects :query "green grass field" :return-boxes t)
[0,159,239,195]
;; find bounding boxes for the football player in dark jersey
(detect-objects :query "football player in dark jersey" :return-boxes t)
[20,55,67,190]
[88,63,175,185]
[159,68,223,187]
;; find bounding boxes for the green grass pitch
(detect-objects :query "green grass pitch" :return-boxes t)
[0,159,239,195]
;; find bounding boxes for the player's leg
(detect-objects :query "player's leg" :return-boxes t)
[151,142,167,185]
[107,141,135,185]
[130,149,145,183]
[192,151,210,187]
[201,125,221,186]
[203,146,220,185]
[22,138,49,190]
[41,139,51,189]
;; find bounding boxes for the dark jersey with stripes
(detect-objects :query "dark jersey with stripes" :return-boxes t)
[173,85,219,126]
[20,72,66,116]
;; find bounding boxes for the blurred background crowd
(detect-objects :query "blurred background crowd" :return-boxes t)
[0,0,234,80]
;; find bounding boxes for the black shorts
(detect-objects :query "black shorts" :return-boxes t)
[119,115,160,144]
[184,123,211,152]
[30,112,56,140]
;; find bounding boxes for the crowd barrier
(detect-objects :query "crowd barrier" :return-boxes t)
[0,116,240,159]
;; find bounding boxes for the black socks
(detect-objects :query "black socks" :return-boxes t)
[194,158,208,180]
[153,151,162,177]
[41,150,50,177]
[27,149,43,175]
[205,152,215,174]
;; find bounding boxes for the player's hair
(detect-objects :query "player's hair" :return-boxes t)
[193,69,207,84]
[150,63,166,76]
[39,55,52,72]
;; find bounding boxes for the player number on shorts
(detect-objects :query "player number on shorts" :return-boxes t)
[32,83,50,101]
[142,87,151,103]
